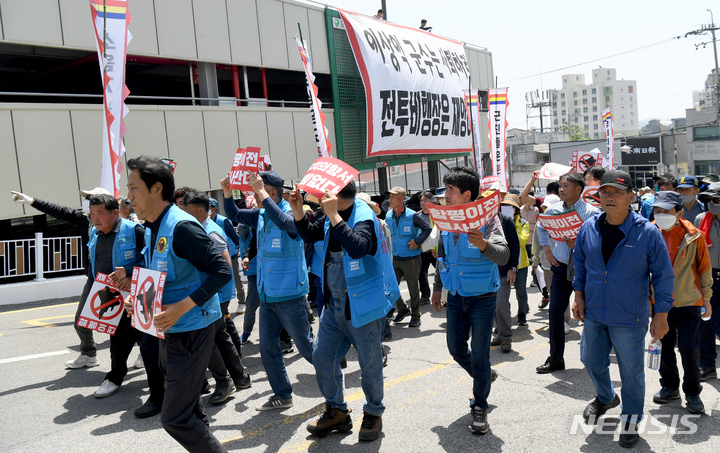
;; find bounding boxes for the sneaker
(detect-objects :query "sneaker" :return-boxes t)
[564,322,571,335]
[307,403,353,437]
[539,296,549,309]
[202,379,212,394]
[419,295,431,305]
[240,332,250,345]
[686,394,705,414]
[256,395,293,411]
[358,411,382,441]
[94,379,120,398]
[234,373,252,390]
[618,420,640,448]
[500,340,512,353]
[470,407,489,434]
[383,348,388,367]
[209,382,236,404]
[134,399,161,419]
[490,336,502,347]
[491,368,498,383]
[408,317,421,327]
[517,313,527,326]
[386,308,395,320]
[65,353,99,369]
[700,366,717,381]
[392,308,410,324]
[583,393,620,424]
[280,341,294,354]
[236,306,245,315]
[133,353,144,369]
[652,387,680,404]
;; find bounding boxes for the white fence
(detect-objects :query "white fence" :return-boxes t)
[0,233,85,281]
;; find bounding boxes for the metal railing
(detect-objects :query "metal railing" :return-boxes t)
[0,233,85,281]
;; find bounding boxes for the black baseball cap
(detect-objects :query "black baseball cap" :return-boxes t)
[599,170,633,191]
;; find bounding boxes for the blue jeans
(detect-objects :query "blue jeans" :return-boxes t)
[242,275,259,336]
[580,317,648,422]
[259,295,314,400]
[313,251,386,416]
[446,291,496,409]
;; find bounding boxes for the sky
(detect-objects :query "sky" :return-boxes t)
[309,0,719,131]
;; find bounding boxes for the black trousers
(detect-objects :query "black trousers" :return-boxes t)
[419,251,437,298]
[700,271,720,368]
[106,314,144,385]
[140,332,165,405]
[549,263,574,359]
[159,322,226,453]
[660,306,702,396]
[208,303,247,386]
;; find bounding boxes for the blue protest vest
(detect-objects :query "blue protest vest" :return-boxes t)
[143,205,221,333]
[387,207,421,258]
[320,199,399,328]
[310,240,325,276]
[203,217,236,303]
[255,198,309,301]
[438,229,500,297]
[88,218,140,277]
[212,213,239,257]
[238,228,257,277]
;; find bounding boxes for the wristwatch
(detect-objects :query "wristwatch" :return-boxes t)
[510,267,518,273]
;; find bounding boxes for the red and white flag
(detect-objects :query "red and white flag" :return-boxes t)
[488,88,509,192]
[89,0,132,197]
[296,37,332,158]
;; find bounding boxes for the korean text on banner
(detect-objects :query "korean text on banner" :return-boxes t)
[129,267,165,339]
[427,191,501,233]
[481,176,501,190]
[229,147,261,192]
[89,0,132,198]
[298,157,359,199]
[295,37,332,158]
[571,149,604,173]
[581,186,601,208]
[464,90,483,176]
[537,162,573,181]
[336,9,472,158]
[602,107,614,168]
[77,272,127,335]
[488,88,509,192]
[536,211,584,241]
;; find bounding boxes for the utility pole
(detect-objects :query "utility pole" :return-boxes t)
[678,10,720,119]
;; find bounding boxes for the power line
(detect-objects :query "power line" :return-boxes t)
[499,39,673,83]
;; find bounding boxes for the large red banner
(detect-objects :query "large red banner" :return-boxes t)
[229,147,261,192]
[536,211,584,241]
[427,191,501,233]
[298,157,359,199]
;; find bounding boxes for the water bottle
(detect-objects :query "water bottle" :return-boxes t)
[701,306,711,322]
[437,257,448,273]
[647,341,661,370]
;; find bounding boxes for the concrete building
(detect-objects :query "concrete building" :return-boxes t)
[552,68,638,139]
[686,105,720,175]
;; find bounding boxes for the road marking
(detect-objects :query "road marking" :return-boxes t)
[21,315,75,328]
[0,350,70,364]
[0,302,78,316]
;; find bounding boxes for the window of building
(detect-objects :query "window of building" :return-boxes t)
[574,100,578,106]
[592,97,597,103]
[576,76,579,81]
[583,98,588,104]
[593,114,598,120]
[582,89,587,95]
[593,106,597,112]
[630,96,633,102]
[562,109,566,115]
[561,93,565,99]
[583,107,588,113]
[562,119,567,124]
[628,85,633,93]
[554,119,558,125]
[630,120,634,125]
[573,92,577,97]
[594,133,599,138]
[605,96,610,103]
[561,101,566,107]
[694,126,720,141]
[594,124,599,130]
[584,116,589,122]
[575,108,581,115]
[592,88,597,94]
[584,125,589,130]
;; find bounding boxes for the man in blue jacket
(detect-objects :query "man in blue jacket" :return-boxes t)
[572,170,673,448]
[221,169,314,411]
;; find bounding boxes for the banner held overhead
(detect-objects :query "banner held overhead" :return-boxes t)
[336,8,472,158]
[295,34,332,158]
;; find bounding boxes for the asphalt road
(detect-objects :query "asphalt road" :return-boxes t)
[0,278,718,452]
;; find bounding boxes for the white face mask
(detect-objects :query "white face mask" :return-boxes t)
[501,205,515,218]
[654,213,677,231]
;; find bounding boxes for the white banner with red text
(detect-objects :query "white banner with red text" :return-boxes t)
[602,107,614,168]
[571,149,604,173]
[130,267,165,339]
[296,37,332,158]
[537,162,573,180]
[77,273,127,335]
[488,88,509,191]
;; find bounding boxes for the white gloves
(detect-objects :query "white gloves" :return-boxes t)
[11,191,34,205]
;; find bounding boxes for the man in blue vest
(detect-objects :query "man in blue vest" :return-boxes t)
[182,190,252,405]
[289,181,400,442]
[430,166,509,435]
[221,169,314,411]
[386,186,432,327]
[209,197,246,311]
[124,156,231,453]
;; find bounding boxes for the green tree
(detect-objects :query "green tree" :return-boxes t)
[559,124,590,141]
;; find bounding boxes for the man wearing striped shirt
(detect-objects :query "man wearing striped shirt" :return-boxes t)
[535,173,600,373]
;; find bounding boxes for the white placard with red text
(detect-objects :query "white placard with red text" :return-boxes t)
[536,211,584,241]
[537,162,573,180]
[337,9,472,158]
[481,176,502,190]
[427,191,501,233]
[77,272,127,336]
[581,186,601,208]
[129,267,165,339]
[229,147,261,192]
[571,149,604,174]
[298,157,359,199]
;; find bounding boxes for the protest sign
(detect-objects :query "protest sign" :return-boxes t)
[298,157,359,199]
[129,267,165,339]
[537,162,573,180]
[537,211,584,241]
[581,185,601,208]
[77,272,126,335]
[571,149,604,173]
[258,154,272,171]
[481,176,501,190]
[228,147,261,192]
[427,190,501,233]
[160,158,177,175]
